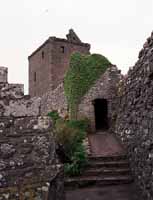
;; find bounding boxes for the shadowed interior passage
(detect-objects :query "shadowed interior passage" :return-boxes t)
[94,99,109,130]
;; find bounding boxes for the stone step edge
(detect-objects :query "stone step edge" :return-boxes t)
[88,154,127,160]
[88,160,129,166]
[84,168,130,174]
[65,175,133,182]
[65,175,133,188]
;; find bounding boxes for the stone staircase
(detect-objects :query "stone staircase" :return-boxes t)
[65,154,133,189]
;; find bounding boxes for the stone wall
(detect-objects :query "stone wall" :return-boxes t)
[0,76,41,117]
[50,37,90,91]
[0,67,64,200]
[40,83,68,117]
[115,31,153,199]
[78,65,121,131]
[40,65,121,132]
[28,40,52,98]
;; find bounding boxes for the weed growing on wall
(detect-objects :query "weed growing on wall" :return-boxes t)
[64,53,111,119]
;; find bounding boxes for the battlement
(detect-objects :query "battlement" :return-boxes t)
[0,66,8,83]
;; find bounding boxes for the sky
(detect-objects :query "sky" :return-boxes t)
[0,0,153,94]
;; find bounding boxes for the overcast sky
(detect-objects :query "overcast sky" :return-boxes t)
[0,0,153,93]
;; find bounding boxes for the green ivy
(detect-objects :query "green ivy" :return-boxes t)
[47,110,61,124]
[64,53,111,119]
[54,118,88,176]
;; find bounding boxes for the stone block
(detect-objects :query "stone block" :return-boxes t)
[0,83,24,99]
[0,67,7,83]
[0,97,41,117]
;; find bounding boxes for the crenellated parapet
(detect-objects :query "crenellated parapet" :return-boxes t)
[0,67,41,117]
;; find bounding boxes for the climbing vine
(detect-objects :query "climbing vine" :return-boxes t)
[64,52,111,119]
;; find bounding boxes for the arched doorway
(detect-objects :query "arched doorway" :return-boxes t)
[94,99,109,131]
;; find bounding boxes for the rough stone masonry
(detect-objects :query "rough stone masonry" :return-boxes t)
[0,67,64,200]
[115,31,153,199]
[40,65,122,132]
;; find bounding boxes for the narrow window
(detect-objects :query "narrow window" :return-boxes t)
[60,46,65,53]
[42,51,45,59]
[34,72,36,82]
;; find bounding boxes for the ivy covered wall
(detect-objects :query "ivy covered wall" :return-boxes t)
[64,53,111,119]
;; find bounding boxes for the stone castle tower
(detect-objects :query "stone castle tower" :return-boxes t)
[28,29,90,97]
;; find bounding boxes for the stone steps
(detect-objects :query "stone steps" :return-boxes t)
[88,154,127,162]
[88,160,129,169]
[84,167,130,176]
[65,175,133,188]
[65,155,133,189]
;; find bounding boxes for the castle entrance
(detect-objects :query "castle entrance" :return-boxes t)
[94,99,109,131]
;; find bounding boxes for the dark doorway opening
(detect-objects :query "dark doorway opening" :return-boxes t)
[94,99,109,130]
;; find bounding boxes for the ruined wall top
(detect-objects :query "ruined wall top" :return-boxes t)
[0,66,7,83]
[28,29,90,59]
[127,31,153,78]
[66,29,82,43]
[0,67,41,117]
[115,30,153,199]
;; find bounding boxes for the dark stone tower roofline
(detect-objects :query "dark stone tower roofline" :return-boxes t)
[28,29,90,97]
[28,29,90,59]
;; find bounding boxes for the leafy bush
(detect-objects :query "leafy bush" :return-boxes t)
[66,119,89,132]
[64,53,111,119]
[64,144,87,176]
[54,118,88,176]
[47,111,89,176]
[47,111,61,124]
[55,118,79,154]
